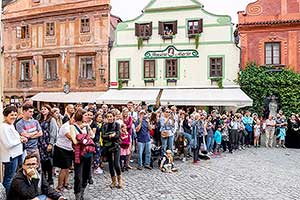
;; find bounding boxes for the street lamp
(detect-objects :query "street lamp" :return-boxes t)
[99,64,106,83]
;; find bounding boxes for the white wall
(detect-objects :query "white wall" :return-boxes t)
[110,0,240,88]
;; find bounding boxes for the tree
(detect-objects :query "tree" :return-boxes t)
[238,62,300,117]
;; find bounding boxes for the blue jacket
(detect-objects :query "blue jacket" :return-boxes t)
[214,130,222,144]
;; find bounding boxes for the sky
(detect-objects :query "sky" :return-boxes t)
[111,0,256,24]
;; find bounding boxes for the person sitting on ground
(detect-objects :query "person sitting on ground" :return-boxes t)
[7,154,66,200]
[159,150,178,173]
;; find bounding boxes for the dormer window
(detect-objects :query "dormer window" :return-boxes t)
[135,22,152,39]
[159,21,177,39]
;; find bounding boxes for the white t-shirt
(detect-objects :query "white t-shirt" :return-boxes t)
[56,122,73,151]
[0,123,23,162]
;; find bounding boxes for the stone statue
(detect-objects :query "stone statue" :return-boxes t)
[268,95,278,118]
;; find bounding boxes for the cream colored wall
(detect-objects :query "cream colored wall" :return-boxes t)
[110,2,239,88]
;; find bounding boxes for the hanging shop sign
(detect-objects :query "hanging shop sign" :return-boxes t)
[144,45,199,59]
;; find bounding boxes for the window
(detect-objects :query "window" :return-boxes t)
[135,23,152,38]
[265,42,280,65]
[80,57,94,79]
[17,25,29,39]
[118,61,130,80]
[46,22,55,36]
[165,59,178,78]
[144,60,155,79]
[159,21,177,37]
[209,57,223,78]
[81,18,90,33]
[45,59,58,80]
[188,19,203,35]
[20,60,31,81]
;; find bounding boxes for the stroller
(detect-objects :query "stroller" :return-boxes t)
[150,139,161,168]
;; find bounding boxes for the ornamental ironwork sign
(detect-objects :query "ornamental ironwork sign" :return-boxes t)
[144,45,199,59]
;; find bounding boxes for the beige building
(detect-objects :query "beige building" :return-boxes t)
[2,0,120,105]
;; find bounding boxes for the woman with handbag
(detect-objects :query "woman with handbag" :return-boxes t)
[191,113,205,164]
[160,109,175,156]
[70,109,95,200]
[101,111,122,189]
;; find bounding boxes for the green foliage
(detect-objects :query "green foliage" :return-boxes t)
[238,62,300,116]
[194,34,200,49]
[217,78,223,89]
[118,80,123,90]
[137,37,143,50]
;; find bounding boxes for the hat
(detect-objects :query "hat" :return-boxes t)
[139,110,146,114]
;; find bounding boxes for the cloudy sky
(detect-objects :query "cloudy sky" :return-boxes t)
[111,0,256,24]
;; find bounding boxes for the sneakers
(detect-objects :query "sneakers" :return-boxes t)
[282,145,286,148]
[95,167,103,175]
[276,144,279,148]
[182,158,186,162]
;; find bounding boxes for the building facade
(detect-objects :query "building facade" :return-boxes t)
[98,0,252,108]
[110,0,240,89]
[2,0,115,105]
[238,0,300,72]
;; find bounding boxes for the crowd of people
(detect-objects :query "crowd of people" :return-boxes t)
[0,100,300,200]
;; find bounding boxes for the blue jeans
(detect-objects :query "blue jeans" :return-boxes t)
[182,132,192,154]
[3,155,22,194]
[161,135,174,156]
[206,135,215,153]
[138,141,151,167]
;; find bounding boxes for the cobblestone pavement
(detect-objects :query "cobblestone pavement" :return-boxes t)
[59,147,300,200]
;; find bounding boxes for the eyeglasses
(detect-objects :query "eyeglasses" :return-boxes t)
[24,163,37,166]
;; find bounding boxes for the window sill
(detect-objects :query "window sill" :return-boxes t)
[166,78,178,82]
[161,35,174,40]
[188,33,201,38]
[44,78,59,81]
[139,36,151,40]
[210,77,223,80]
[144,79,155,82]
[18,79,32,82]
[78,77,96,81]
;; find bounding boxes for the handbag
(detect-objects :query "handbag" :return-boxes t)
[161,130,170,138]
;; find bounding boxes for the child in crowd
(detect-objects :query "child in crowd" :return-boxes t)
[175,134,188,162]
[160,150,178,173]
[214,126,222,156]
[277,115,287,148]
[253,119,261,148]
[120,124,131,172]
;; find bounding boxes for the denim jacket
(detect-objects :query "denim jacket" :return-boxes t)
[191,120,205,149]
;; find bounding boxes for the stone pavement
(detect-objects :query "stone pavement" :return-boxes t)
[59,147,300,200]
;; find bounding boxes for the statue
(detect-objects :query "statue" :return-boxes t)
[264,95,279,119]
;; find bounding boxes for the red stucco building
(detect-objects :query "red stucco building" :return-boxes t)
[238,0,300,72]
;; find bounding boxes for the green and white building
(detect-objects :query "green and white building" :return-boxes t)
[97,0,252,108]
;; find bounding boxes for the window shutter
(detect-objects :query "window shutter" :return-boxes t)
[135,23,140,36]
[16,26,21,38]
[173,21,178,34]
[149,22,153,36]
[158,21,164,35]
[198,19,203,33]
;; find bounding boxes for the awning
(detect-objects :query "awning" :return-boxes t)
[160,88,253,108]
[96,89,161,105]
[31,92,105,103]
